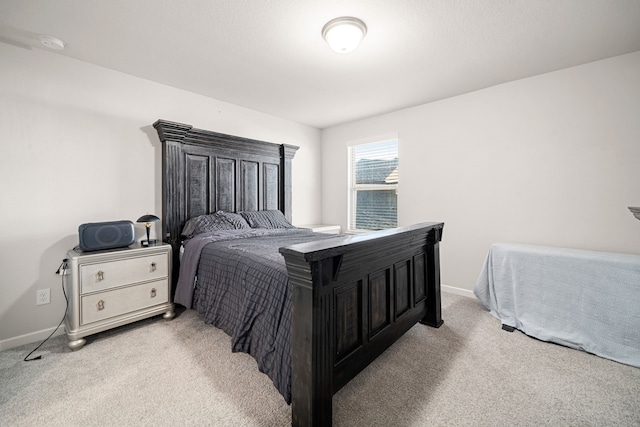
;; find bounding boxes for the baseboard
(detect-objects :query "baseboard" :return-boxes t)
[0,326,66,352]
[0,286,471,351]
[441,284,475,298]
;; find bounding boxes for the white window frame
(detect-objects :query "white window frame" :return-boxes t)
[347,137,398,233]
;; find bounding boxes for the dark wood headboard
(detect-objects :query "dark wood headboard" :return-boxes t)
[153,119,299,284]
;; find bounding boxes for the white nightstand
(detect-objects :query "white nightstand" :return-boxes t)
[64,243,174,350]
[297,224,341,234]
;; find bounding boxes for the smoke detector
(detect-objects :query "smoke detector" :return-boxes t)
[39,35,65,50]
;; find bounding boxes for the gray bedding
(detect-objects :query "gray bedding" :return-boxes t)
[175,228,335,403]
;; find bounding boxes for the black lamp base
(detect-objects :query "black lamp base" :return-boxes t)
[141,239,158,247]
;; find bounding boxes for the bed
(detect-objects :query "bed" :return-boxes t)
[153,120,445,426]
[474,243,640,368]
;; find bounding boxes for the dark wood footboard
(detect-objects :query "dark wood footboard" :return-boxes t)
[280,222,444,427]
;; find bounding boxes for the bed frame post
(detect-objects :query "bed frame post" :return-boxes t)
[421,226,444,328]
[281,144,298,223]
[287,255,334,427]
[154,120,192,291]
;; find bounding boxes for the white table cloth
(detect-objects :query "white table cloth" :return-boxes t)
[474,243,640,367]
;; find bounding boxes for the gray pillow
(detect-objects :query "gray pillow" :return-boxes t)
[240,210,295,229]
[181,212,235,238]
[218,211,251,229]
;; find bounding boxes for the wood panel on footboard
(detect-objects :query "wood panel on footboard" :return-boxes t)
[280,221,444,427]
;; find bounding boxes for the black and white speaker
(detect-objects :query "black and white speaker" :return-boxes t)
[78,220,135,252]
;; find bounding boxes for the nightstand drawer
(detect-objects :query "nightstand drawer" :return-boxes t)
[80,253,168,293]
[80,279,169,325]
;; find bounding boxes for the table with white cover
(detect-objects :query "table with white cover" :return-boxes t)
[474,243,640,367]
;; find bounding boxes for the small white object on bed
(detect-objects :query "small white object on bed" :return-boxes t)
[474,243,640,368]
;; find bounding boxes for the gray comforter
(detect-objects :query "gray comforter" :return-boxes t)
[175,228,335,403]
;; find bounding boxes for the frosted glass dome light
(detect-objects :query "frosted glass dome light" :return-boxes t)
[322,17,367,54]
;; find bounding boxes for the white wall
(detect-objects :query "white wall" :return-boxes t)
[321,51,640,294]
[0,42,322,349]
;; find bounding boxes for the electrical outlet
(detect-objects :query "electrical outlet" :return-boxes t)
[36,288,50,305]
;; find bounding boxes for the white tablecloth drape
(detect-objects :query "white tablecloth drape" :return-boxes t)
[474,243,640,367]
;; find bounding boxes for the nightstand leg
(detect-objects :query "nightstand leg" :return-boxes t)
[67,337,86,351]
[163,306,175,320]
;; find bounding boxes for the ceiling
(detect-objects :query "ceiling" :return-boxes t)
[1,0,640,129]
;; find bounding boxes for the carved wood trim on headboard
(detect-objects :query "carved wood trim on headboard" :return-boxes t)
[153,119,299,287]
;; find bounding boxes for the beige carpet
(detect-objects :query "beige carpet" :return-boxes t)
[1,293,639,426]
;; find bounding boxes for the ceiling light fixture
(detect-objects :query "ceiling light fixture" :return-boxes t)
[39,34,65,51]
[322,17,367,54]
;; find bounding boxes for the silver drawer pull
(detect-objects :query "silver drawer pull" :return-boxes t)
[97,270,104,281]
[150,288,157,298]
[97,300,105,310]
[150,262,156,272]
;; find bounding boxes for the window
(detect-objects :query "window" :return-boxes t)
[348,138,398,232]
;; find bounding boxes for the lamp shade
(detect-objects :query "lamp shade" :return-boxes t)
[137,214,160,223]
[322,17,367,54]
